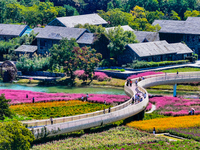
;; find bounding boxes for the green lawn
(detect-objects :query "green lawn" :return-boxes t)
[160,67,200,73]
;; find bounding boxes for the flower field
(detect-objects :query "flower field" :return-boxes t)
[31,126,168,150]
[0,89,129,105]
[127,115,200,133]
[103,140,200,150]
[168,127,200,141]
[10,101,111,119]
[146,102,152,111]
[149,96,200,116]
[127,71,164,79]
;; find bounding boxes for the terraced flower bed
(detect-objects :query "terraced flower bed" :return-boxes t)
[149,96,200,116]
[127,115,200,133]
[168,127,200,141]
[10,101,111,119]
[0,89,129,105]
[31,126,168,150]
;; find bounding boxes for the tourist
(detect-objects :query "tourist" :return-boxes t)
[188,110,192,115]
[141,76,144,80]
[126,79,129,86]
[104,100,106,104]
[165,72,167,79]
[135,79,138,86]
[26,94,28,98]
[32,97,35,103]
[50,117,53,125]
[130,80,132,87]
[140,97,143,102]
[108,107,111,113]
[192,108,195,115]
[143,93,146,99]
[81,96,84,101]
[132,97,135,104]
[86,93,89,101]
[177,71,179,76]
[153,127,156,134]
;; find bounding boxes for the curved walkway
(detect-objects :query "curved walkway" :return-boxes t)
[28,72,200,139]
[146,104,156,114]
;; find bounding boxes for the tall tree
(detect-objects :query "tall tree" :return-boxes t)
[105,26,138,61]
[50,38,101,81]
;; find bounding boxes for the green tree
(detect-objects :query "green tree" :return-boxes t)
[0,120,35,150]
[71,46,102,81]
[105,26,138,61]
[50,38,101,81]
[146,10,164,24]
[55,6,66,17]
[184,10,200,19]
[0,1,6,23]
[5,3,23,23]
[74,23,106,33]
[38,2,58,25]
[170,10,181,20]
[0,94,12,120]
[21,5,40,27]
[64,4,79,16]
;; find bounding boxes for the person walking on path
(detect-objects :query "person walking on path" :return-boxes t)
[153,127,156,134]
[130,80,132,87]
[50,117,53,125]
[126,79,129,86]
[135,79,138,86]
[86,93,89,101]
[108,107,111,113]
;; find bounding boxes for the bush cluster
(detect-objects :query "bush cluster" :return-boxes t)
[16,54,50,72]
[125,60,189,69]
[74,70,111,81]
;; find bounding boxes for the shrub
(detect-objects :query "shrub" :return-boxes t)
[125,60,189,69]
[0,120,34,150]
[74,70,111,81]
[16,54,50,72]
[94,72,111,81]
[0,94,12,120]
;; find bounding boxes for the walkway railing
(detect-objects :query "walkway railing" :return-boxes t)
[28,71,200,139]
[23,94,133,127]
[29,80,149,139]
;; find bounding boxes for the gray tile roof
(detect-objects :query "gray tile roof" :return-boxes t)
[170,43,193,54]
[35,26,88,40]
[133,31,160,43]
[76,33,95,44]
[0,24,28,36]
[152,17,200,35]
[105,25,134,32]
[53,13,108,28]
[15,45,37,53]
[127,40,192,57]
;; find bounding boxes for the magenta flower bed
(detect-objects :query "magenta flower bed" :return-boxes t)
[149,96,200,116]
[146,102,152,111]
[127,71,164,79]
[74,70,111,81]
[0,89,129,105]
